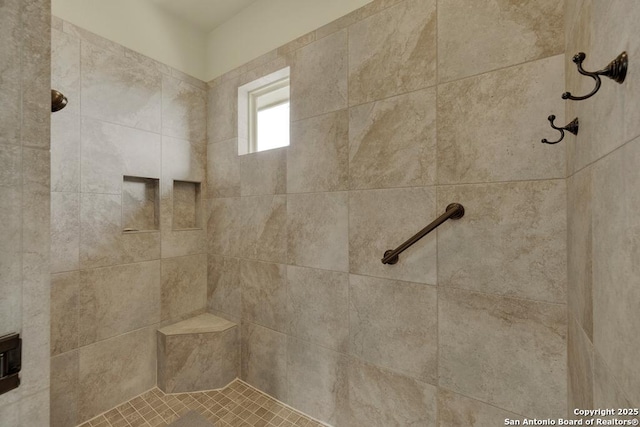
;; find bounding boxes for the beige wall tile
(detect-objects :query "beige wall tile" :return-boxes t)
[240,260,287,333]
[240,147,287,196]
[349,88,436,189]
[81,117,161,195]
[22,148,50,252]
[51,29,80,116]
[348,0,436,105]
[291,30,347,121]
[0,0,21,147]
[438,389,524,427]
[78,261,161,346]
[79,193,160,269]
[248,195,288,263]
[437,180,567,303]
[593,351,636,411]
[349,187,437,284]
[438,55,565,184]
[437,0,563,82]
[207,139,241,198]
[288,110,349,194]
[51,271,79,356]
[162,74,207,142]
[568,316,594,414]
[568,166,593,338]
[207,197,247,257]
[592,137,640,405]
[286,338,348,426]
[241,322,288,401]
[349,274,437,384]
[208,77,239,144]
[51,350,79,427]
[51,112,80,193]
[51,192,80,274]
[161,254,207,322]
[81,42,161,133]
[158,327,239,393]
[287,266,349,352]
[439,288,567,418]
[78,327,156,421]
[287,192,348,272]
[348,357,437,427]
[208,256,241,320]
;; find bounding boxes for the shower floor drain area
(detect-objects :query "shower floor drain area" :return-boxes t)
[78,379,326,427]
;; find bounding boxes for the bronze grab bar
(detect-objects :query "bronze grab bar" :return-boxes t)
[381,203,465,265]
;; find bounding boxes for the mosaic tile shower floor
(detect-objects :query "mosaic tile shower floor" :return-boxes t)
[77,379,326,427]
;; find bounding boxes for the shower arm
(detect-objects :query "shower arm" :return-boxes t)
[381,203,465,265]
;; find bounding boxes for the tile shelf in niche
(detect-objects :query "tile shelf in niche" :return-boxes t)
[122,176,160,233]
[173,180,202,231]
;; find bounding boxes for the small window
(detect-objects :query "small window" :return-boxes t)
[238,68,290,155]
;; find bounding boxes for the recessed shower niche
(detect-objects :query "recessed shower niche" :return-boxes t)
[122,176,160,232]
[172,180,202,230]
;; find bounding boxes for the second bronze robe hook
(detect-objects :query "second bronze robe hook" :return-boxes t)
[562,51,628,101]
[542,115,579,144]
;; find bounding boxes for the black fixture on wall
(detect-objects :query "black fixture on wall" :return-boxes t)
[542,115,579,144]
[562,51,628,101]
[381,203,465,265]
[51,89,68,112]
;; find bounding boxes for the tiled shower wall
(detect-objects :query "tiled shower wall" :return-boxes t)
[566,0,640,415]
[206,0,568,425]
[0,0,51,425]
[49,19,208,426]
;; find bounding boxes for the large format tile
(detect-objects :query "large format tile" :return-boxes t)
[81,117,161,195]
[287,192,348,272]
[240,260,287,333]
[438,55,565,184]
[437,0,563,82]
[593,351,636,412]
[207,256,241,320]
[240,147,286,196]
[51,112,80,192]
[241,322,288,401]
[291,30,347,121]
[0,0,21,146]
[568,316,594,413]
[208,77,239,144]
[437,180,566,303]
[78,327,156,421]
[288,110,348,193]
[348,358,437,427]
[349,187,436,284]
[287,338,348,426]
[349,88,436,190]
[348,0,436,105]
[0,145,22,336]
[287,266,349,352]
[78,261,160,346]
[567,166,593,338]
[207,139,241,198]
[51,350,79,427]
[79,193,160,269]
[81,42,161,133]
[51,271,79,356]
[162,74,207,142]
[439,288,567,418]
[592,137,640,405]
[161,254,207,322]
[349,274,437,384]
[51,29,80,116]
[50,192,79,273]
[438,389,524,427]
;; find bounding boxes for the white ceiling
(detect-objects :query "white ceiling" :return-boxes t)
[150,0,260,33]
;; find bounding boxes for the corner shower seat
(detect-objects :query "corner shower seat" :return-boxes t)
[157,313,239,393]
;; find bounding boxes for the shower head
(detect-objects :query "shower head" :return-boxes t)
[51,89,67,112]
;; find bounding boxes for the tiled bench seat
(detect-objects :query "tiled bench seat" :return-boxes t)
[157,313,239,393]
